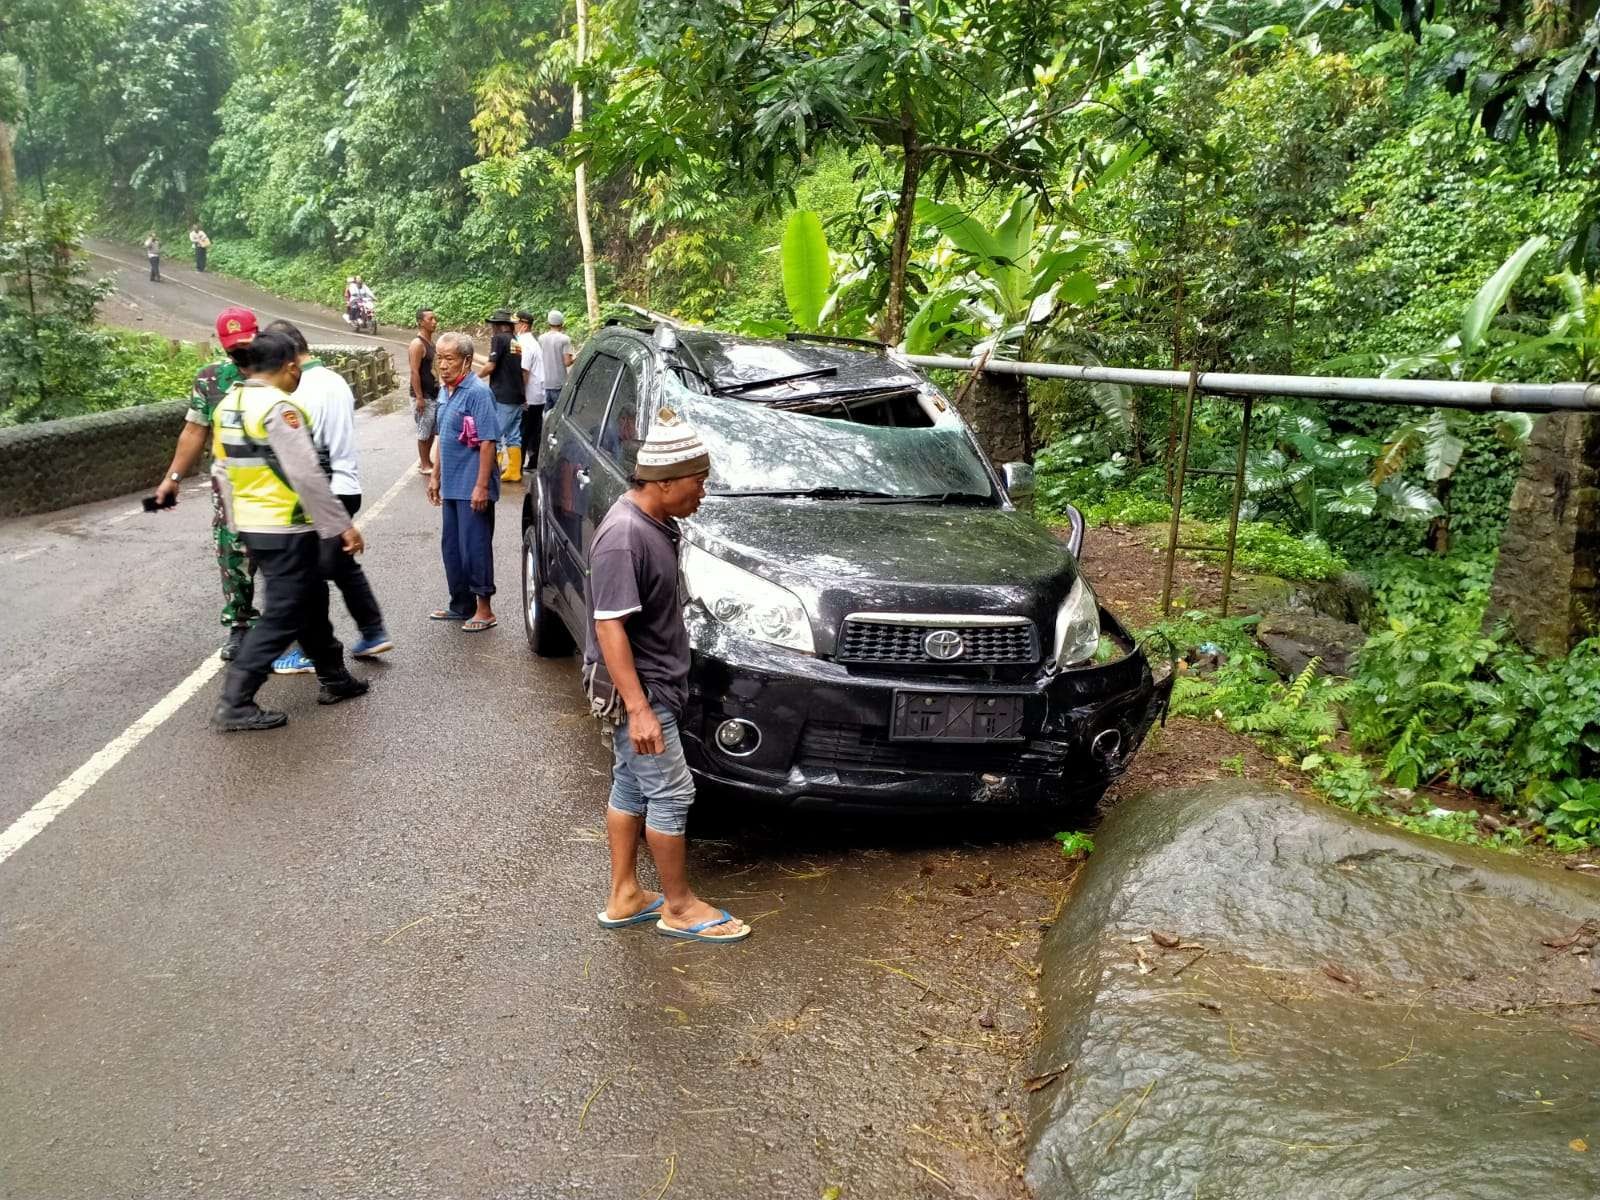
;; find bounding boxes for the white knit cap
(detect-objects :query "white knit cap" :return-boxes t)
[548,309,565,326]
[635,406,711,481]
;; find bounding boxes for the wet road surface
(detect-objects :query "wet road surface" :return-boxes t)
[1,261,1070,1198]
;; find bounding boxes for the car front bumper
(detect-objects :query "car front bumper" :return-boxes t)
[679,613,1173,813]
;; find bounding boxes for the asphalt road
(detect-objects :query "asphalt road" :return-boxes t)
[0,254,1063,1198]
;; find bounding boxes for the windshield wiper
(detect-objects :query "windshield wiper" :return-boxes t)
[864,492,994,505]
[711,487,990,502]
[712,487,901,499]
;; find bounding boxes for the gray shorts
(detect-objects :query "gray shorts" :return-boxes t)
[414,397,439,440]
[608,704,695,836]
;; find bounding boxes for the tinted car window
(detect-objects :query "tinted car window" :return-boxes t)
[600,365,643,472]
[569,352,622,444]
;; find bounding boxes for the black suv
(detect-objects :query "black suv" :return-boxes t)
[521,324,1171,813]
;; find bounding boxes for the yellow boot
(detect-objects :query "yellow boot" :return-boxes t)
[500,446,523,483]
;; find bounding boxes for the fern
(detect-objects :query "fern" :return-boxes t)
[1286,657,1324,708]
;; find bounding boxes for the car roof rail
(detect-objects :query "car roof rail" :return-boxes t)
[785,331,888,352]
[617,302,682,328]
[602,317,654,331]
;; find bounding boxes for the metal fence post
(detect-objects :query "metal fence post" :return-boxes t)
[1160,368,1200,618]
[1218,395,1254,617]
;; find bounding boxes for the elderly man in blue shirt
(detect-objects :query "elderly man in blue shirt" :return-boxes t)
[426,331,501,631]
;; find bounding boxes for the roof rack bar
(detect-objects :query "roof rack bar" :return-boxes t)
[786,332,888,351]
[617,302,682,328]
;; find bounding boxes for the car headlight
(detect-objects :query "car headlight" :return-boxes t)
[681,542,815,654]
[1052,575,1101,668]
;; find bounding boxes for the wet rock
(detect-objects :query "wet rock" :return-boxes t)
[1026,784,1600,1200]
[1255,610,1366,678]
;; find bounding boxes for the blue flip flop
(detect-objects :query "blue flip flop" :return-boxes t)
[597,895,665,929]
[654,909,751,943]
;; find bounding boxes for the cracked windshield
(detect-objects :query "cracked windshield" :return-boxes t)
[674,390,995,498]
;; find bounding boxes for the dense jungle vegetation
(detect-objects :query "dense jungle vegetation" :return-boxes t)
[2,0,1597,844]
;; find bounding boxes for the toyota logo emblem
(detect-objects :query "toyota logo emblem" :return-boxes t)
[923,629,964,660]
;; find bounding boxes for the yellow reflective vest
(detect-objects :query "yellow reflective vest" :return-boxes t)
[212,382,316,532]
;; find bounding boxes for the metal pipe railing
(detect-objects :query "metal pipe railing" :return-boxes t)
[902,354,1600,414]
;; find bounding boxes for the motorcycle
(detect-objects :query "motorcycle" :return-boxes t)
[345,294,377,335]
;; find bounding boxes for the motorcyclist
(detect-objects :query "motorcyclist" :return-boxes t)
[350,277,376,329]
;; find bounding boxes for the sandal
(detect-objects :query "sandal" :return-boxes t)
[461,618,497,632]
[597,895,665,929]
[429,609,470,621]
[655,909,751,944]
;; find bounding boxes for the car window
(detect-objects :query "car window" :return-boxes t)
[568,352,622,444]
[600,364,643,472]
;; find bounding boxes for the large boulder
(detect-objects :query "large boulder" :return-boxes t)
[1255,610,1366,677]
[1026,784,1600,1200]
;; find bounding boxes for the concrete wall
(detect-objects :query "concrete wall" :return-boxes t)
[0,347,398,520]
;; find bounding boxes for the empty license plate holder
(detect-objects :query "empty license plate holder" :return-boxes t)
[891,692,1026,743]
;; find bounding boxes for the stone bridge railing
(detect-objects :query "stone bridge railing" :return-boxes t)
[0,346,398,519]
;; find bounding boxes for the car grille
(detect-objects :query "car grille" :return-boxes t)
[836,618,1039,665]
[797,722,1066,779]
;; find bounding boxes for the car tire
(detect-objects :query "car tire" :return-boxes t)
[523,523,575,657]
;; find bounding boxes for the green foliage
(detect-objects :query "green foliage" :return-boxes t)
[1053,830,1095,858]
[1181,522,1348,582]
[780,210,831,332]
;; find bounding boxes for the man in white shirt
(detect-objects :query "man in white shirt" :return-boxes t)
[515,310,547,465]
[539,309,575,406]
[265,320,394,671]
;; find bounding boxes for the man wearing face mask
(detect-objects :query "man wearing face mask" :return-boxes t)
[209,330,370,732]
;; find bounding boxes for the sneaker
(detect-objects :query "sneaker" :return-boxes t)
[221,626,250,662]
[272,648,315,674]
[211,702,289,733]
[317,671,370,706]
[351,631,395,658]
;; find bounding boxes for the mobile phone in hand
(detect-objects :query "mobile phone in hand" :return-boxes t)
[142,494,177,512]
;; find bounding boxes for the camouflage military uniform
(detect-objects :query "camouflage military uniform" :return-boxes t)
[187,360,259,629]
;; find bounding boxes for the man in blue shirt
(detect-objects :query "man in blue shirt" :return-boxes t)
[425,331,500,631]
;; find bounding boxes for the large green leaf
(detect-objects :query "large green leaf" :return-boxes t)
[780,209,831,332]
[1460,235,1547,352]
[914,197,1003,263]
[902,285,967,354]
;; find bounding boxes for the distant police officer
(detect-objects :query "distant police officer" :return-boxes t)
[210,331,370,732]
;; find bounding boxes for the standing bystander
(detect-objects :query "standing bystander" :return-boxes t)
[427,332,500,631]
[151,307,261,661]
[514,310,546,466]
[539,309,575,407]
[209,332,369,732]
[479,310,524,482]
[587,410,750,944]
[262,320,394,673]
[143,233,161,281]
[189,225,210,272]
[409,308,441,475]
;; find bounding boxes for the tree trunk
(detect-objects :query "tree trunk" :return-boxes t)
[956,371,1031,467]
[878,0,918,345]
[1487,412,1600,655]
[0,120,18,221]
[879,124,920,344]
[572,0,600,325]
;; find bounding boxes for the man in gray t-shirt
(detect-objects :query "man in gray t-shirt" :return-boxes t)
[585,410,750,945]
[539,310,575,404]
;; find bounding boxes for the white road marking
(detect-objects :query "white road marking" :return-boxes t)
[0,653,224,867]
[3,546,45,564]
[0,460,418,869]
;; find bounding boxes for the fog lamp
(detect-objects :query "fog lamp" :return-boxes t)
[715,718,762,757]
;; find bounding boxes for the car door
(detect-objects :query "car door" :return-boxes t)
[548,348,623,615]
[584,345,653,559]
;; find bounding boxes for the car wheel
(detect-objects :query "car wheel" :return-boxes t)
[523,524,575,658]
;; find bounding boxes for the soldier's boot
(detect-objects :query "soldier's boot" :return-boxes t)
[211,702,288,733]
[501,446,522,483]
[220,626,251,662]
[317,670,370,706]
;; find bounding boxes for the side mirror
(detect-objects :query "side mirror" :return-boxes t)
[1062,504,1085,558]
[1002,462,1035,512]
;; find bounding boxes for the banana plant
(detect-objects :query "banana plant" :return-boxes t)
[900,191,1133,437]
